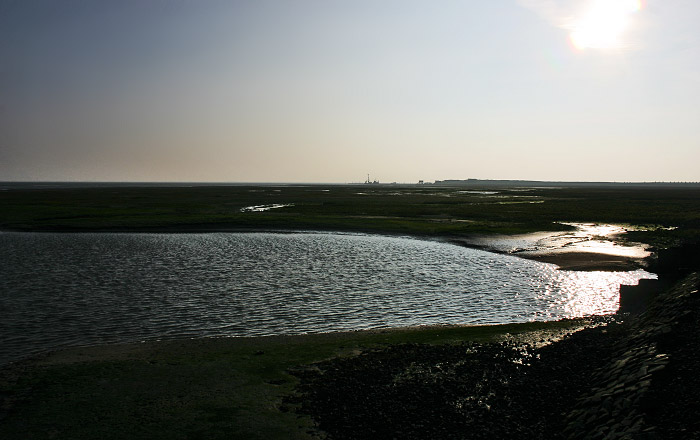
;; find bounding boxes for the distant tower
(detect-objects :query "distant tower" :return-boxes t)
[365,173,378,184]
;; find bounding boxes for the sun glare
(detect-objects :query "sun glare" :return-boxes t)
[569,0,642,50]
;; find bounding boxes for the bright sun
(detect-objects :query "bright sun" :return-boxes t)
[569,0,642,50]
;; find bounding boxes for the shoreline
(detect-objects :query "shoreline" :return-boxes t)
[5,319,592,368]
[0,318,595,370]
[448,237,647,271]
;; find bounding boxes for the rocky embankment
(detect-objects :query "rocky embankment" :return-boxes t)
[288,269,700,438]
[564,272,699,439]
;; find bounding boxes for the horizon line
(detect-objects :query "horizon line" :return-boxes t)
[2,179,700,186]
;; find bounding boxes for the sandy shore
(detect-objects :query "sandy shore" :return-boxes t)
[449,223,651,271]
[520,251,643,271]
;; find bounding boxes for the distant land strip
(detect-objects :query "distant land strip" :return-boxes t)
[1,179,700,189]
[432,179,700,188]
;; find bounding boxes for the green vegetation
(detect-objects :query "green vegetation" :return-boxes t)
[2,184,699,247]
[0,320,587,440]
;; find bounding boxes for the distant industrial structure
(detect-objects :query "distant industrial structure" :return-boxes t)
[358,175,431,185]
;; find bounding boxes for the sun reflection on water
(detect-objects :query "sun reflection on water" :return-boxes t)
[548,269,656,317]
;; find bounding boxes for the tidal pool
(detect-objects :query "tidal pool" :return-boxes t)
[0,232,655,365]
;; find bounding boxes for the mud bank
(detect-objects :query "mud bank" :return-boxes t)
[449,223,651,271]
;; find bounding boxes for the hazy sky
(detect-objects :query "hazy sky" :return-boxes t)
[1,0,699,183]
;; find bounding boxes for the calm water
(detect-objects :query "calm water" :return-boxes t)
[0,232,655,365]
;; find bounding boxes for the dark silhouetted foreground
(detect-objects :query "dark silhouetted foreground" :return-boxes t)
[288,273,700,439]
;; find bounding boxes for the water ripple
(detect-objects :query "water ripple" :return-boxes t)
[0,232,654,365]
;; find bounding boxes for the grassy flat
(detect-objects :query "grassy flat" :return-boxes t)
[2,184,699,247]
[0,320,588,440]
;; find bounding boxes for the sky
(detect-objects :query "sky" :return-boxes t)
[1,0,699,183]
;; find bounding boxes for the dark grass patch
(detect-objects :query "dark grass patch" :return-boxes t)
[2,185,699,245]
